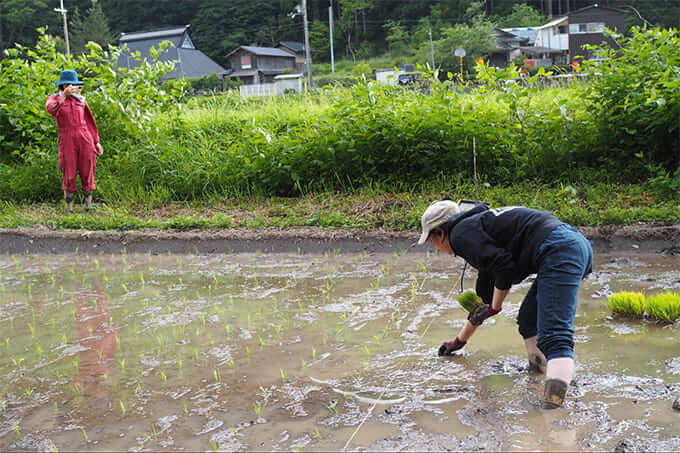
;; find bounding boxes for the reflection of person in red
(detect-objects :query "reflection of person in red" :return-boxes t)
[73,284,117,409]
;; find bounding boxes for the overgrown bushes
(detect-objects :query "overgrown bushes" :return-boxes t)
[0,27,678,203]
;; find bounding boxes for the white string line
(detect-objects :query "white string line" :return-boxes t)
[343,275,440,451]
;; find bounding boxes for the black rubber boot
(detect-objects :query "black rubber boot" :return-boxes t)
[542,378,568,409]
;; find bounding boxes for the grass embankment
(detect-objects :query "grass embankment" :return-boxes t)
[609,291,680,323]
[1,181,677,231]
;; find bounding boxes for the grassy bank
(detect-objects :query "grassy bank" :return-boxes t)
[1,182,677,231]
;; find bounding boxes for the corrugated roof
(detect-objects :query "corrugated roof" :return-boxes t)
[278,41,305,52]
[226,46,295,58]
[502,27,539,46]
[120,25,189,42]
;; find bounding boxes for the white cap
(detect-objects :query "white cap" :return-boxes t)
[417,200,460,245]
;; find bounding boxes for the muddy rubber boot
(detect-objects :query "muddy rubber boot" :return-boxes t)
[542,378,568,409]
[64,191,74,214]
[84,192,93,214]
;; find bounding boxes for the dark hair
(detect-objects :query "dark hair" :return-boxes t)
[428,226,446,241]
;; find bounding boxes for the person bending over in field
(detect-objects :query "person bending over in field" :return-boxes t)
[418,200,593,408]
[46,70,103,214]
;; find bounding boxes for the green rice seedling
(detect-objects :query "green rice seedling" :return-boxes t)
[24,384,33,397]
[458,291,484,313]
[213,369,221,383]
[253,402,261,417]
[183,400,188,415]
[119,400,127,416]
[312,348,316,360]
[14,423,20,439]
[160,371,167,383]
[210,439,218,451]
[608,292,646,318]
[258,336,265,347]
[301,358,306,368]
[280,368,286,383]
[645,292,680,322]
[81,427,88,443]
[246,346,251,360]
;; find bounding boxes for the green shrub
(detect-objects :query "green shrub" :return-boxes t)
[582,27,680,175]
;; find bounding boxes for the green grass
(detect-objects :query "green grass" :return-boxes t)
[0,181,677,231]
[608,291,680,323]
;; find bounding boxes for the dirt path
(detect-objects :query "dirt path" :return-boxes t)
[1,223,679,255]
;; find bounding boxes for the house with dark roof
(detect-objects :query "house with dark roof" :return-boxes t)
[490,28,528,68]
[567,4,623,62]
[277,41,310,73]
[117,25,227,80]
[224,46,297,85]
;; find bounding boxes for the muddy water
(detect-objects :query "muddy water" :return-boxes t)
[0,249,678,452]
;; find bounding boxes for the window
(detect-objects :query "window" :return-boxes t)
[558,25,567,34]
[241,55,252,69]
[569,22,605,34]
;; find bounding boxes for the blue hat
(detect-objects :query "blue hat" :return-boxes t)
[54,70,84,86]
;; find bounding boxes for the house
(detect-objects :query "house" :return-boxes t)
[567,4,624,62]
[512,4,623,67]
[277,41,311,73]
[490,28,527,68]
[117,25,227,80]
[225,46,297,85]
[525,16,569,66]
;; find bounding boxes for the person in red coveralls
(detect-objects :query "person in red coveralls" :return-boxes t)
[46,70,103,213]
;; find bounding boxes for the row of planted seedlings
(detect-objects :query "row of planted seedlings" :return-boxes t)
[0,248,393,449]
[0,251,276,447]
[608,291,680,323]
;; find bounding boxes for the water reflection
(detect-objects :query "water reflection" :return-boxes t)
[73,280,117,410]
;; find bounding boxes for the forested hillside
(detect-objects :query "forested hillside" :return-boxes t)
[1,0,678,67]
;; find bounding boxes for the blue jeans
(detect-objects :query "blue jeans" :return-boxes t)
[516,224,593,361]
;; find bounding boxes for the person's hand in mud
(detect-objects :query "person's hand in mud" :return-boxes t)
[438,337,466,356]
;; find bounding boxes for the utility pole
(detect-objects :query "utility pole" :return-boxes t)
[54,0,70,55]
[428,29,435,70]
[329,1,335,73]
[302,0,312,90]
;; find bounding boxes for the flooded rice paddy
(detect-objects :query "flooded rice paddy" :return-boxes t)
[0,247,678,451]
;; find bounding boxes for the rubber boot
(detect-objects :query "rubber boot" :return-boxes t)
[543,379,568,409]
[84,192,93,214]
[542,357,574,409]
[64,191,74,214]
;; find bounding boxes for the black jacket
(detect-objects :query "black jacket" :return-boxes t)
[444,204,562,302]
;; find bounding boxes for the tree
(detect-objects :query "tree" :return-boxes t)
[496,4,549,28]
[69,0,114,55]
[417,9,495,77]
[338,0,373,62]
[383,20,409,57]
[309,20,330,61]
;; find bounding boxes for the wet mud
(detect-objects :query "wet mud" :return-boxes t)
[0,228,679,451]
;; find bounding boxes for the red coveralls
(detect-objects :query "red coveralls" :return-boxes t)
[45,94,100,193]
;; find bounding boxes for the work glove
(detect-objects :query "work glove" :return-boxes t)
[468,304,501,326]
[438,337,466,356]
